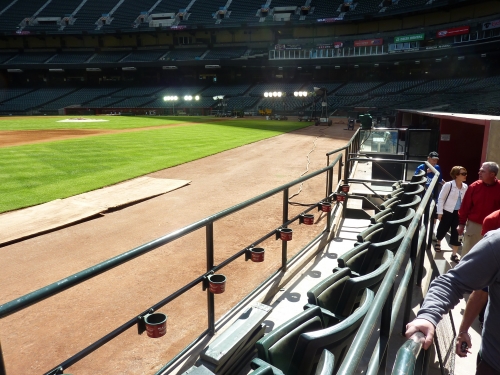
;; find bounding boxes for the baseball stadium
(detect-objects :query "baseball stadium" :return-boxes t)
[0,0,500,374]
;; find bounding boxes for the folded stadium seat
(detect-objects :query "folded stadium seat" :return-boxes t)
[393,195,421,217]
[338,226,405,276]
[400,185,425,204]
[370,208,394,225]
[389,187,405,197]
[256,290,373,375]
[250,349,334,375]
[411,169,426,181]
[403,177,427,192]
[305,266,383,324]
[379,196,401,211]
[357,208,415,244]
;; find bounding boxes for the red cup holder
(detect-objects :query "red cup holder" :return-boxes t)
[208,274,226,294]
[341,184,350,193]
[249,247,265,262]
[144,313,167,338]
[300,214,314,225]
[336,193,346,202]
[279,228,293,241]
[320,202,332,212]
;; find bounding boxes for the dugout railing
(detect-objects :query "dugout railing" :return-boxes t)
[0,129,451,375]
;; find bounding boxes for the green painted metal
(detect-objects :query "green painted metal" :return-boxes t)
[336,162,440,375]
[391,332,425,375]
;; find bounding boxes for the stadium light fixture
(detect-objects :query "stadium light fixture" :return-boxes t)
[213,95,225,100]
[195,95,200,101]
[264,92,283,98]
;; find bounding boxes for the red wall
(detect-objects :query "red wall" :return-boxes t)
[438,119,484,184]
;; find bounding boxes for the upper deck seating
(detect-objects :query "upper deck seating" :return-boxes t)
[48,52,95,64]
[249,83,304,97]
[41,87,121,110]
[7,52,56,64]
[165,49,207,61]
[204,47,248,60]
[121,50,169,62]
[0,0,47,31]
[200,84,251,97]
[369,80,426,95]
[67,0,119,31]
[403,78,479,94]
[89,51,130,63]
[334,82,383,96]
[0,88,74,111]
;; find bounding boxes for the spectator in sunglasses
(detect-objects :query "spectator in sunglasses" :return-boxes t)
[435,166,468,262]
[458,161,500,258]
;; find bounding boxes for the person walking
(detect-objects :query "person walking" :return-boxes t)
[457,162,500,258]
[405,229,500,374]
[434,166,468,262]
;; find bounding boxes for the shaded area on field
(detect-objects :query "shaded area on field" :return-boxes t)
[0,177,190,246]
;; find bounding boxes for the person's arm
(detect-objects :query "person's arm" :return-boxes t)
[405,232,500,348]
[455,289,488,357]
[436,182,451,216]
[457,184,474,233]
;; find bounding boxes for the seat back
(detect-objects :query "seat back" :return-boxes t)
[400,185,424,204]
[307,268,351,313]
[295,289,374,375]
[315,349,335,375]
[388,187,404,198]
[393,195,421,218]
[403,177,427,192]
[370,208,393,224]
[377,209,414,241]
[356,222,383,243]
[411,169,426,181]
[256,306,324,374]
[250,358,285,375]
[336,254,393,317]
[336,242,371,273]
[379,196,401,210]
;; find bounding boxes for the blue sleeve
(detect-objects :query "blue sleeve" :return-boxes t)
[435,165,443,183]
[415,164,425,175]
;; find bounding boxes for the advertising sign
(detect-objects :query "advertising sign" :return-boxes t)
[317,17,343,23]
[354,38,383,47]
[436,26,470,38]
[483,19,500,30]
[274,44,302,50]
[394,33,425,43]
[317,42,344,49]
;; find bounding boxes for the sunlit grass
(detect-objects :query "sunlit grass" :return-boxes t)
[1,118,310,213]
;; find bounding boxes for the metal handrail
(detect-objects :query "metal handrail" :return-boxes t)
[336,161,440,375]
[0,152,344,375]
[391,332,426,375]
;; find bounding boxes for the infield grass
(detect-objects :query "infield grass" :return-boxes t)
[0,117,310,213]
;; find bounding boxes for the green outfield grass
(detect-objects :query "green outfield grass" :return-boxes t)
[0,115,213,130]
[0,117,310,213]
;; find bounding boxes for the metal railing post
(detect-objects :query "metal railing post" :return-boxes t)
[378,285,394,375]
[206,223,215,335]
[0,340,6,375]
[282,188,289,270]
[337,154,343,193]
[401,231,420,335]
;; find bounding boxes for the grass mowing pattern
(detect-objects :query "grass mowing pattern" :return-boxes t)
[0,115,211,130]
[0,119,310,213]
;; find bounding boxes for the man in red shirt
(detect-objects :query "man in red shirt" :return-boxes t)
[482,209,500,236]
[458,162,500,258]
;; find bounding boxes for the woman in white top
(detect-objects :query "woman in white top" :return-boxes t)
[435,166,468,262]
